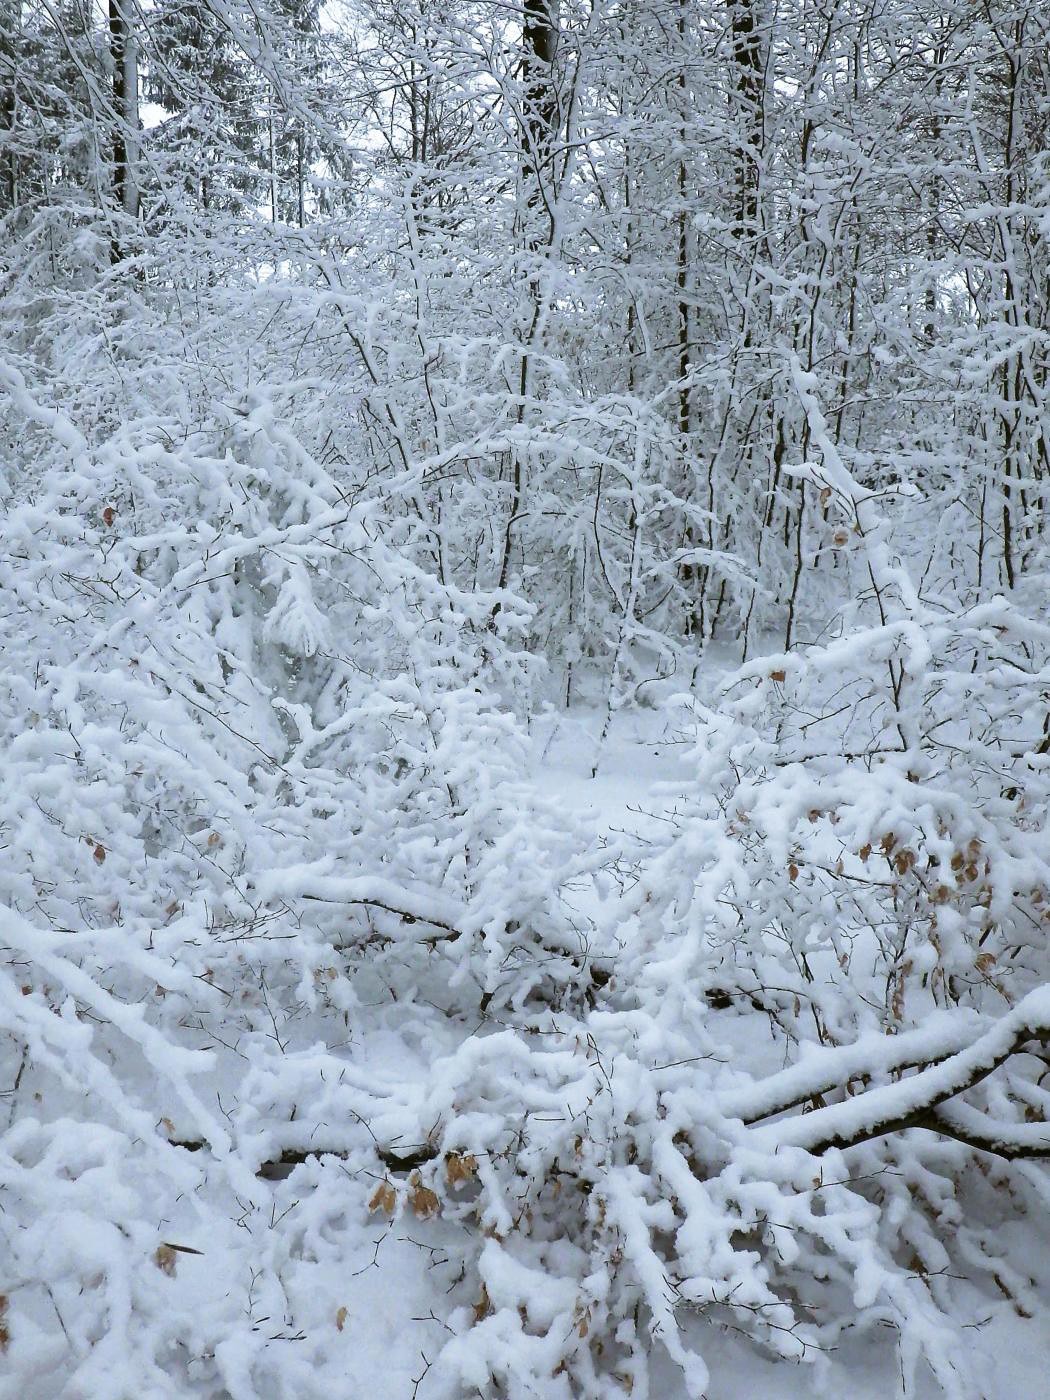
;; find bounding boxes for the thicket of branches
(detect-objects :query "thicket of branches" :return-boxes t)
[1,2,1048,1396]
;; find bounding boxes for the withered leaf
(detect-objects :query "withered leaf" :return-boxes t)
[472,1284,492,1324]
[153,1245,177,1277]
[408,1171,440,1220]
[368,1180,397,1216]
[445,1152,478,1189]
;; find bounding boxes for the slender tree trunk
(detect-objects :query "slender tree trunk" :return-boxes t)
[521,0,557,226]
[728,0,762,238]
[108,0,138,264]
[496,2,562,602]
[1,2,17,212]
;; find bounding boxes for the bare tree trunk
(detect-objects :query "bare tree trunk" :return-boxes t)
[496,2,562,602]
[1,1,18,212]
[521,0,557,225]
[108,0,138,264]
[728,0,762,238]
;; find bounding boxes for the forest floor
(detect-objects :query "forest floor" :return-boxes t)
[16,708,1047,1400]
[296,707,1050,1399]
[526,707,1050,1400]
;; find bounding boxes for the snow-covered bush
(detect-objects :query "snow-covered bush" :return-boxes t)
[351,421,1050,1399]
[2,1,1048,1390]
[0,269,597,1393]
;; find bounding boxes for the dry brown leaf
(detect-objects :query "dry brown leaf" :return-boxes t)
[472,1284,492,1324]
[769,669,786,683]
[368,1180,397,1216]
[93,843,106,865]
[153,1245,177,1277]
[408,1171,440,1220]
[445,1152,478,1189]
[335,1305,348,1332]
[0,1295,8,1353]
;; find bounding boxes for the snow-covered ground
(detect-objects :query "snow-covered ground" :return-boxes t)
[287,701,1049,1400]
[523,709,1050,1399]
[4,703,1048,1400]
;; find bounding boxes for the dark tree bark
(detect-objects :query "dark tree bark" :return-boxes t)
[521,1,558,200]
[0,1,19,210]
[727,0,763,238]
[108,0,138,263]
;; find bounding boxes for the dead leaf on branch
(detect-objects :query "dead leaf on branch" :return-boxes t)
[574,1302,590,1339]
[445,1152,478,1189]
[408,1171,440,1220]
[368,1180,397,1216]
[472,1284,492,1324]
[153,1245,177,1277]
